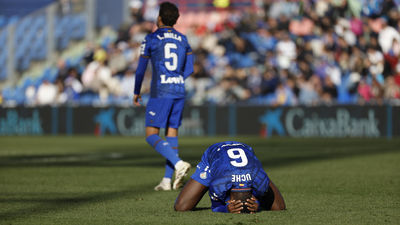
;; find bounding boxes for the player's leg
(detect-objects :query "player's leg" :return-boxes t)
[145,127,182,171]
[145,98,185,190]
[147,126,186,191]
[164,129,179,183]
[145,98,181,164]
[167,98,191,190]
[153,129,178,191]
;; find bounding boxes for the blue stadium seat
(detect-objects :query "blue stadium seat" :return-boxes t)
[42,67,58,83]
[21,58,30,71]
[21,77,34,90]
[0,15,6,28]
[33,77,44,88]
[79,92,99,105]
[2,87,15,100]
[0,68,7,81]
[0,30,6,80]
[8,15,19,25]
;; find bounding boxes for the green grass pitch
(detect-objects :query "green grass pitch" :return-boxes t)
[0,136,399,225]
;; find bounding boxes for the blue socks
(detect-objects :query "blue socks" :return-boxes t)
[146,134,180,167]
[164,136,179,179]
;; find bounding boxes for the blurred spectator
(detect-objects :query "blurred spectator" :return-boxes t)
[64,68,83,102]
[81,48,122,102]
[384,76,400,100]
[55,78,68,104]
[378,17,400,54]
[247,66,262,95]
[289,16,314,37]
[120,69,135,99]
[108,43,128,75]
[143,0,159,22]
[82,42,95,66]
[274,81,297,106]
[268,0,299,19]
[260,70,279,95]
[276,32,296,69]
[25,85,36,105]
[358,78,372,102]
[366,47,385,80]
[186,62,213,105]
[36,80,58,105]
[56,59,69,81]
[129,0,144,24]
[322,76,338,101]
[6,0,400,107]
[297,75,320,106]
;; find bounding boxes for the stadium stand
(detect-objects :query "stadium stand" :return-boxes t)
[0,28,7,80]
[1,0,400,106]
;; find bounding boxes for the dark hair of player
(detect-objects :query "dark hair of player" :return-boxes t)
[159,2,180,26]
[230,188,253,213]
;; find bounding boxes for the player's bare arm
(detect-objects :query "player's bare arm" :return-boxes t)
[257,180,286,211]
[174,179,208,211]
[269,181,286,210]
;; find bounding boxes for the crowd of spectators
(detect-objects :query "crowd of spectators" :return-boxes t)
[23,0,400,106]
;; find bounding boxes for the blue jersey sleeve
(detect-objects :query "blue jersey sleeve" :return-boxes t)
[186,41,192,54]
[211,200,228,213]
[140,35,151,57]
[134,35,152,95]
[134,56,149,95]
[191,146,212,186]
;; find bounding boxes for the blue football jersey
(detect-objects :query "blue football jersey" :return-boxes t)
[192,141,270,211]
[140,27,192,98]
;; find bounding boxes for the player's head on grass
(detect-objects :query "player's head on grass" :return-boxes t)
[158,2,179,27]
[230,188,253,213]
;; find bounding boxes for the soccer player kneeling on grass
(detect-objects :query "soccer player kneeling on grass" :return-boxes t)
[174,141,286,213]
[133,2,194,191]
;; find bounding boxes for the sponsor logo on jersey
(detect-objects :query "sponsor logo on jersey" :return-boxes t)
[231,173,252,182]
[160,75,184,84]
[149,111,156,116]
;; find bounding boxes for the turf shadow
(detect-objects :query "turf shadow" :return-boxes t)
[0,140,399,170]
[0,183,155,221]
[192,207,211,211]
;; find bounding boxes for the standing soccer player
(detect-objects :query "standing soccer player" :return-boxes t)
[133,2,194,191]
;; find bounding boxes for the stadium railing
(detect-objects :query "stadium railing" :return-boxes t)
[0,0,92,83]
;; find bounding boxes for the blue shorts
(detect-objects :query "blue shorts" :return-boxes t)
[145,98,185,129]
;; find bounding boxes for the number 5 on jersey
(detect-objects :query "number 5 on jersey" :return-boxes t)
[164,43,177,71]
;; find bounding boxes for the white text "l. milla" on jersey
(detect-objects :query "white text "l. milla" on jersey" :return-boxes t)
[157,33,182,42]
[160,75,184,84]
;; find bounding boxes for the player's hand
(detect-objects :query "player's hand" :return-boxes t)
[245,197,259,214]
[133,94,142,106]
[227,200,244,214]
